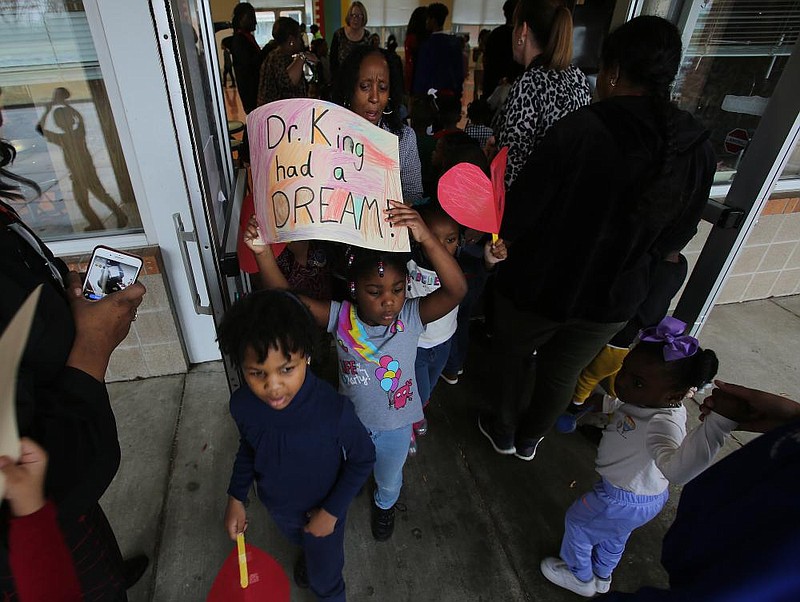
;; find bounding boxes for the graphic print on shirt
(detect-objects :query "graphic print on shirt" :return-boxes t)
[615,415,636,438]
[408,266,440,287]
[337,301,413,408]
[375,354,414,409]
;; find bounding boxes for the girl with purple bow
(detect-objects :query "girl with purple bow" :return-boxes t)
[540,317,730,598]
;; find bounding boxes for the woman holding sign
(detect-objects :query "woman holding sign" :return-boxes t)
[479,17,714,462]
[332,46,424,204]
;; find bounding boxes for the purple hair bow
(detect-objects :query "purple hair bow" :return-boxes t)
[639,316,699,362]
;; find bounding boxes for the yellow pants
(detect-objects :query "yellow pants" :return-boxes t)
[572,345,629,404]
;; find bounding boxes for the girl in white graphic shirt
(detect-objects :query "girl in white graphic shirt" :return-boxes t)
[541,317,732,597]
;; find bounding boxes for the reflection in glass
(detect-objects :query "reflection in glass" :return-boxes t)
[644,0,800,184]
[0,1,142,240]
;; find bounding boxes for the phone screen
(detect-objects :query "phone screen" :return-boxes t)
[83,247,143,301]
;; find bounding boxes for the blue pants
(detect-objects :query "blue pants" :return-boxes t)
[371,424,413,509]
[560,479,668,582]
[415,338,452,405]
[445,254,488,374]
[272,511,347,601]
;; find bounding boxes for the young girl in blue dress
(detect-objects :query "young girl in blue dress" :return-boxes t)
[244,200,466,541]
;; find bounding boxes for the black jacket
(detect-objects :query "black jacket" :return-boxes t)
[0,202,120,522]
[497,96,715,323]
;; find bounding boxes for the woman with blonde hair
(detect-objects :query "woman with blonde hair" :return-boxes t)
[329,1,370,77]
[492,0,591,187]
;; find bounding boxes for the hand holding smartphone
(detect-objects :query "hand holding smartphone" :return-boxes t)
[82,246,143,301]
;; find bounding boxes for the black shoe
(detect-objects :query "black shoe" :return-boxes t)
[122,555,149,589]
[293,554,309,588]
[371,503,395,541]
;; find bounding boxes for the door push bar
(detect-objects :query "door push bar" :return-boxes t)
[173,212,214,316]
[703,198,746,230]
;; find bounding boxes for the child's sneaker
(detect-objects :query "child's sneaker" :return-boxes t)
[478,415,515,454]
[293,554,309,588]
[413,418,428,436]
[408,432,418,456]
[371,503,395,541]
[514,436,544,461]
[440,370,461,385]
[540,557,596,597]
[595,575,612,594]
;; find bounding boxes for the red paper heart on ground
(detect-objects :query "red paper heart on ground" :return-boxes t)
[206,543,290,602]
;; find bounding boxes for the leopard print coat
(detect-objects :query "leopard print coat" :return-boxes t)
[495,64,592,188]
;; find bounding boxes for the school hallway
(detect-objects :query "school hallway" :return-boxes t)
[102,294,800,602]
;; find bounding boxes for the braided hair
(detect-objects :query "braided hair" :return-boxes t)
[346,246,409,284]
[601,16,683,227]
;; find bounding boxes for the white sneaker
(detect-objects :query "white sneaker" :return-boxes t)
[540,557,596,597]
[595,575,612,594]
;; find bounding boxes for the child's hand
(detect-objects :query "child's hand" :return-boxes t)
[224,496,248,541]
[243,215,267,255]
[700,380,800,433]
[384,200,431,244]
[303,508,337,538]
[484,237,507,266]
[0,438,48,517]
[484,136,498,162]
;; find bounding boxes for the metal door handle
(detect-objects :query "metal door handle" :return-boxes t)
[173,213,213,315]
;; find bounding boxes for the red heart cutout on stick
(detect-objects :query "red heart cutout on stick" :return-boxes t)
[437,147,508,235]
[206,542,290,602]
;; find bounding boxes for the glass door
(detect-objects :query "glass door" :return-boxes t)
[155,0,250,390]
[635,0,800,332]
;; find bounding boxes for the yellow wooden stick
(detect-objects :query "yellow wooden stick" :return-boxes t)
[492,233,499,244]
[237,532,249,589]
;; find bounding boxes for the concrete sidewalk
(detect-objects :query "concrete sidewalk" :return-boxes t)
[101,295,800,601]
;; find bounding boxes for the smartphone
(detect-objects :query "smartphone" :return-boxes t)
[82,246,143,301]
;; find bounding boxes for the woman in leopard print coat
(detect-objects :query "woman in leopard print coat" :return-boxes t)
[493,0,591,188]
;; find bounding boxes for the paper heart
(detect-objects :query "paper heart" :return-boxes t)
[437,147,508,235]
[207,541,289,602]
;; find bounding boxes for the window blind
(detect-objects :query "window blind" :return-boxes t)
[0,11,100,85]
[687,0,800,57]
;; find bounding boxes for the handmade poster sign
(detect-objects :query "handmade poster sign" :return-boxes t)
[437,147,509,241]
[0,285,42,499]
[248,99,409,252]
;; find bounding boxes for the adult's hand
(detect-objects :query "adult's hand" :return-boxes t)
[0,438,48,517]
[700,380,800,433]
[65,271,146,382]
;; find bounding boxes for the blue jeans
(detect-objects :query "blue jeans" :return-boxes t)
[415,338,452,405]
[560,478,668,582]
[445,253,488,374]
[370,424,413,509]
[272,511,347,601]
